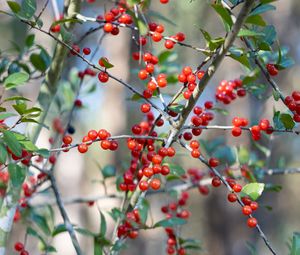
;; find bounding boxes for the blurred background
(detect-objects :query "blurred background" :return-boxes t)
[1,0,300,254]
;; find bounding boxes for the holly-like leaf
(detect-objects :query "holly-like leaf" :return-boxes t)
[0,143,8,164]
[212,4,233,32]
[138,198,149,224]
[280,113,295,130]
[3,130,22,157]
[8,163,26,187]
[241,183,265,201]
[20,0,36,19]
[164,163,185,176]
[154,217,187,228]
[100,211,107,236]
[99,58,114,69]
[7,1,21,14]
[4,72,29,89]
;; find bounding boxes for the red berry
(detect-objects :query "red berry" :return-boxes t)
[242,205,252,215]
[247,217,258,228]
[292,91,300,101]
[140,103,151,113]
[191,149,200,158]
[88,130,98,140]
[14,242,24,251]
[232,126,242,137]
[150,178,161,190]
[227,193,237,203]
[208,158,219,167]
[98,71,109,83]
[138,69,148,80]
[83,47,91,55]
[139,180,149,191]
[62,135,72,145]
[211,176,221,187]
[250,201,259,211]
[266,63,278,76]
[232,183,242,193]
[78,143,88,153]
[241,196,252,206]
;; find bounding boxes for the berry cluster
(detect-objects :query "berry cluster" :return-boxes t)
[118,112,174,192]
[215,79,246,104]
[284,91,300,122]
[231,117,273,140]
[161,191,190,255]
[117,209,140,239]
[177,67,205,100]
[14,242,29,255]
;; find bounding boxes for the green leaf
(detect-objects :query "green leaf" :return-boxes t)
[272,89,280,101]
[211,107,229,116]
[52,224,96,237]
[241,183,265,201]
[25,34,35,48]
[138,198,149,224]
[164,163,185,176]
[0,143,8,164]
[20,0,36,19]
[8,163,26,187]
[250,4,276,16]
[100,211,107,236]
[280,113,295,130]
[168,104,184,114]
[99,58,114,69]
[154,217,187,228]
[4,72,29,89]
[291,232,300,255]
[3,130,22,157]
[3,96,31,102]
[31,213,51,236]
[101,165,116,178]
[238,29,264,38]
[245,15,266,26]
[7,1,21,13]
[36,148,50,158]
[30,53,48,72]
[94,237,103,255]
[212,4,233,32]
[0,112,17,120]
[238,147,250,164]
[137,19,148,35]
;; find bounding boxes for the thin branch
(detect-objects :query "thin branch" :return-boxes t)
[182,125,300,135]
[49,173,83,255]
[49,135,165,152]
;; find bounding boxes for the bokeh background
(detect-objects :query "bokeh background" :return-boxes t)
[1,0,300,254]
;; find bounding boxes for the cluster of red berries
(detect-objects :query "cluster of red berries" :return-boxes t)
[61,128,119,154]
[266,63,279,76]
[161,191,190,255]
[179,101,215,147]
[215,79,246,104]
[231,117,273,139]
[284,91,300,122]
[50,14,64,33]
[118,112,175,192]
[14,242,29,255]
[117,209,140,239]
[136,52,167,98]
[98,5,132,35]
[176,67,205,100]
